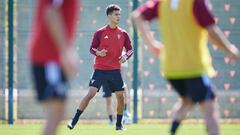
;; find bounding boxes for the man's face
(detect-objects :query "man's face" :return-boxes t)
[108,10,121,25]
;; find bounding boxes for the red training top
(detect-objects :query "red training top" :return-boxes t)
[90,25,133,70]
[29,0,79,65]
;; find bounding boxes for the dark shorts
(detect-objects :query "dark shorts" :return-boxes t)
[101,82,127,98]
[31,63,69,102]
[167,75,215,103]
[89,70,124,97]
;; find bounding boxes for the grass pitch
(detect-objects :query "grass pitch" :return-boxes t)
[0,123,240,135]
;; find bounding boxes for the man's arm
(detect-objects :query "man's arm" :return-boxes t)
[207,25,239,61]
[119,32,133,63]
[44,0,67,52]
[125,38,133,60]
[44,0,78,77]
[193,0,239,62]
[131,10,163,57]
[89,31,107,57]
[90,31,100,56]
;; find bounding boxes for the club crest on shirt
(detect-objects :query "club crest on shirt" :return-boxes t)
[117,34,121,40]
[104,35,109,39]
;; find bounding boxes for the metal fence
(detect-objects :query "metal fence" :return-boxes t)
[0,0,6,120]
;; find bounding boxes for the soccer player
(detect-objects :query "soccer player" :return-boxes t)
[131,0,239,135]
[68,4,133,131]
[28,0,79,135]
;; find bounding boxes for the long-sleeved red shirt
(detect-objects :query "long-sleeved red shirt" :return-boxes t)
[29,0,79,65]
[90,25,133,70]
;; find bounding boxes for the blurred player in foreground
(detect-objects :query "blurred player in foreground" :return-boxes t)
[132,0,239,135]
[28,0,79,135]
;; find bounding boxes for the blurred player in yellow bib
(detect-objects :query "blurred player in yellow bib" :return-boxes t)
[132,0,239,135]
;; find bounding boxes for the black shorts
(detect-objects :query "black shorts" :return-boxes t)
[31,63,69,102]
[89,70,124,97]
[167,75,215,103]
[101,82,127,98]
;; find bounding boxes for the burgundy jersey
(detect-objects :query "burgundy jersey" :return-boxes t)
[29,0,79,65]
[90,25,133,70]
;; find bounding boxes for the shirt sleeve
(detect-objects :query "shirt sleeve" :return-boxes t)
[90,31,101,56]
[193,0,215,28]
[123,32,133,59]
[138,0,160,21]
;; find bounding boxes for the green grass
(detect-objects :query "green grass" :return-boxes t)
[0,123,240,135]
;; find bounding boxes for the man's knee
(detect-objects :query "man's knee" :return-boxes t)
[115,92,124,101]
[200,100,219,118]
[86,87,98,99]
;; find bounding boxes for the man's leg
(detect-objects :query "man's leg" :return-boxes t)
[200,100,220,135]
[115,91,125,130]
[123,84,129,113]
[105,96,114,124]
[32,64,69,135]
[121,67,131,122]
[102,81,114,124]
[189,75,218,135]
[122,84,132,124]
[169,97,193,135]
[43,100,65,135]
[167,79,192,135]
[68,87,98,129]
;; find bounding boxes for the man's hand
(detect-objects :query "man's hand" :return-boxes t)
[119,54,128,63]
[96,49,108,57]
[60,46,79,78]
[227,45,239,64]
[148,40,163,57]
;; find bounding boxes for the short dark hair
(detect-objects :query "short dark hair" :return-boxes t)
[106,4,121,16]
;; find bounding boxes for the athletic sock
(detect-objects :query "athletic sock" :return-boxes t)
[116,114,123,127]
[108,115,113,122]
[124,104,127,111]
[71,109,83,126]
[170,120,181,135]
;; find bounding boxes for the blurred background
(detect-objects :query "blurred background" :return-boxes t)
[0,0,240,123]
